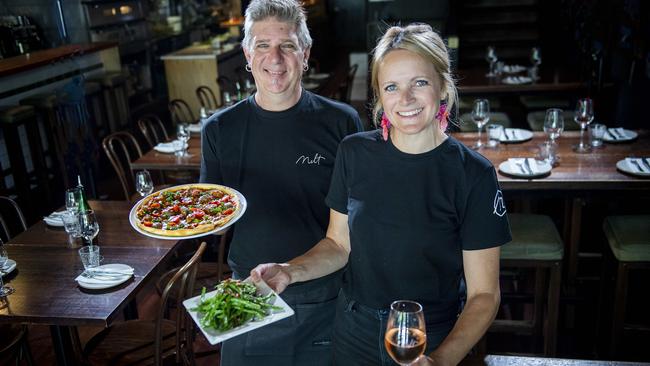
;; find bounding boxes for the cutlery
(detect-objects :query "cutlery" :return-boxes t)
[83,269,133,277]
[607,129,619,140]
[630,159,647,173]
[524,158,534,175]
[505,129,513,140]
[515,162,528,175]
[644,158,650,171]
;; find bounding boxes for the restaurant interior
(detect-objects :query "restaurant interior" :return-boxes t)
[1,0,649,365]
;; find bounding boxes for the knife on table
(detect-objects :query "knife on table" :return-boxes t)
[643,158,650,171]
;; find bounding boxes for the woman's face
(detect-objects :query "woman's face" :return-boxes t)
[244,18,309,103]
[378,49,442,138]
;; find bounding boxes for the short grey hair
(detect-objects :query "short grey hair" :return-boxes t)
[241,0,313,52]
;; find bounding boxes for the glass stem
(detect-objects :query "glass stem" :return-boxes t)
[477,127,482,146]
[580,126,586,148]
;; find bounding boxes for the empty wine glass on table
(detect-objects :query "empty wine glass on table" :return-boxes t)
[543,108,564,145]
[65,187,80,213]
[530,47,542,80]
[1,240,15,296]
[573,98,594,153]
[135,170,154,198]
[471,99,490,149]
[485,46,498,77]
[79,210,100,247]
[385,300,427,365]
[175,124,190,157]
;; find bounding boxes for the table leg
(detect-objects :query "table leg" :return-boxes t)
[567,198,583,285]
[49,325,80,366]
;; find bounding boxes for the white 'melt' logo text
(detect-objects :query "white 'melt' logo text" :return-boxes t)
[296,153,326,165]
[493,190,506,217]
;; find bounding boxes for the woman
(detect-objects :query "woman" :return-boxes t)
[252,23,511,366]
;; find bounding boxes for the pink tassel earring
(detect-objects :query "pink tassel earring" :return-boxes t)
[435,102,449,131]
[380,113,391,141]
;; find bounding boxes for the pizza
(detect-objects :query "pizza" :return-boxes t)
[134,184,240,237]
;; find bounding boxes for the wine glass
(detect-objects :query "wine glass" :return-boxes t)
[573,98,594,153]
[175,124,190,157]
[385,300,427,365]
[78,210,100,247]
[529,47,542,80]
[1,240,15,296]
[65,187,80,213]
[485,46,498,77]
[135,170,154,197]
[543,108,564,145]
[471,99,490,149]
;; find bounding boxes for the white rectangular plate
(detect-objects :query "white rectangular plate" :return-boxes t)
[183,278,294,345]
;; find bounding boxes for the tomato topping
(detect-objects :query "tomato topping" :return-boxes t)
[223,208,234,215]
[150,202,161,209]
[170,215,181,224]
[172,205,180,213]
[143,221,153,227]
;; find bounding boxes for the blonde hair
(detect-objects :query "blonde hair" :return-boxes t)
[370,23,457,129]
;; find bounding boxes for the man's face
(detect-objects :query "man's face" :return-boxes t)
[244,18,309,101]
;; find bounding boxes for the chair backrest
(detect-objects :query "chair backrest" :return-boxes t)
[0,325,29,363]
[156,241,206,366]
[0,196,27,242]
[337,63,358,104]
[195,86,220,111]
[137,114,170,149]
[168,99,196,127]
[102,131,143,201]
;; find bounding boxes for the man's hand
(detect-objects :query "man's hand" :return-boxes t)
[250,263,292,293]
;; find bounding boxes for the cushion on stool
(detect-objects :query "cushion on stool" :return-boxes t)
[458,111,511,132]
[83,81,102,95]
[19,93,65,109]
[520,95,571,109]
[89,72,126,88]
[527,110,581,131]
[0,105,36,124]
[502,214,564,261]
[603,215,650,262]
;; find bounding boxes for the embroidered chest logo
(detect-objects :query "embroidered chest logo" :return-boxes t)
[493,190,506,217]
[296,153,326,165]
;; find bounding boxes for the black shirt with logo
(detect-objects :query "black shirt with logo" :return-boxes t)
[326,130,511,318]
[200,91,362,286]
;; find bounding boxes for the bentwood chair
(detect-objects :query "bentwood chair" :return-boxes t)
[83,242,207,365]
[0,324,34,366]
[0,197,34,365]
[168,99,196,127]
[102,131,145,201]
[338,63,358,104]
[137,114,171,149]
[195,86,221,112]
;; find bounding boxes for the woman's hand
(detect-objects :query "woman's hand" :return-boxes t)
[250,263,292,293]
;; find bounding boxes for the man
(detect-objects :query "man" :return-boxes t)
[199,0,362,364]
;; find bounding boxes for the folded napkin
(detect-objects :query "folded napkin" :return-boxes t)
[502,76,533,85]
[508,158,539,175]
[626,157,650,173]
[503,64,526,73]
[75,265,134,284]
[154,140,187,154]
[187,123,202,133]
[43,211,66,226]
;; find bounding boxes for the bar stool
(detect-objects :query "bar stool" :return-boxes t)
[88,72,130,133]
[458,111,512,132]
[526,110,580,131]
[488,213,563,356]
[19,92,69,193]
[601,215,650,356]
[0,105,51,212]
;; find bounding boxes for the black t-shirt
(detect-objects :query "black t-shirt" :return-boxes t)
[200,91,362,288]
[326,130,511,318]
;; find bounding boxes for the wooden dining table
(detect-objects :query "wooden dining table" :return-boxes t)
[460,354,650,366]
[452,130,650,285]
[0,200,181,366]
[457,67,586,96]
